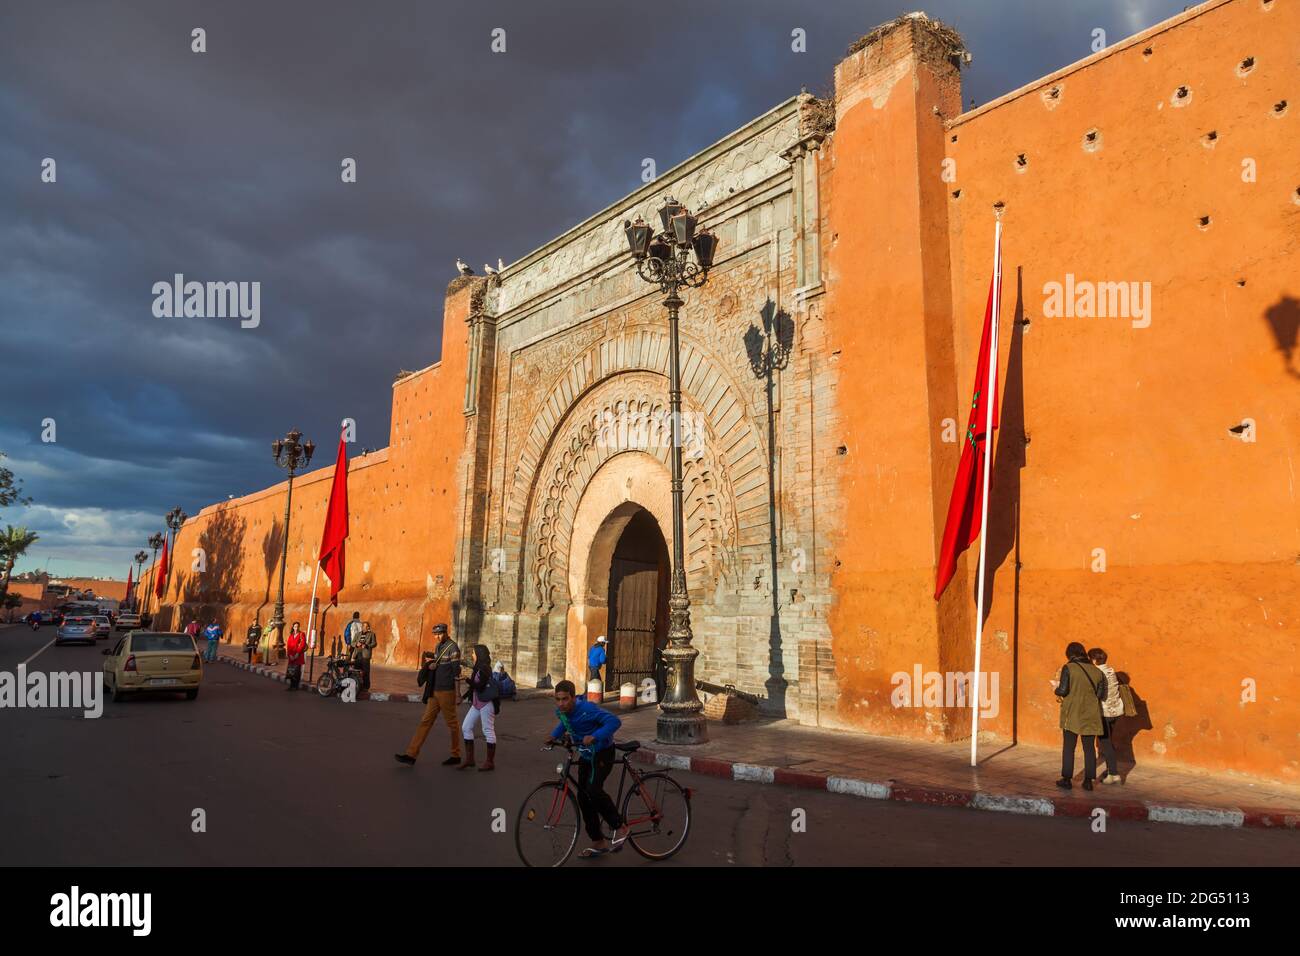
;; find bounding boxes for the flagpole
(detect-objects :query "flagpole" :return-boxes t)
[970,216,1003,768]
[307,557,322,657]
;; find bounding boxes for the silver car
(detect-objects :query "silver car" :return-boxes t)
[92,615,112,639]
[56,616,98,646]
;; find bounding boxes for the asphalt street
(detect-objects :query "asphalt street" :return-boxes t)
[2,623,1296,867]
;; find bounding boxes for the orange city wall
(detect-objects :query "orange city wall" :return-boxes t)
[824,0,1298,782]
[155,279,478,669]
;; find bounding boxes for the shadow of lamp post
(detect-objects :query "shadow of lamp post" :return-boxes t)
[623,197,718,745]
[269,430,314,662]
[164,506,187,617]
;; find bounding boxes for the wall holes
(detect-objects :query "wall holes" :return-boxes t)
[1082,128,1102,152]
[1272,100,1288,117]
[951,188,962,199]
[1293,186,1300,205]
[1015,152,1028,170]
[1202,130,1218,148]
[836,445,848,456]
[1197,215,1212,230]
[1142,46,1153,59]
[1041,85,1062,110]
[950,134,958,143]
[993,200,1006,213]
[1172,85,1192,107]
[1236,56,1255,77]
[1236,279,1247,287]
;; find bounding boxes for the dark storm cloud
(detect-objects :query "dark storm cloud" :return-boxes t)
[0,0,1185,576]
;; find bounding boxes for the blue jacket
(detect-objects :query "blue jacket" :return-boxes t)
[588,643,606,668]
[551,699,621,752]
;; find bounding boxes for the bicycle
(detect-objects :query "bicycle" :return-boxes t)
[515,734,692,867]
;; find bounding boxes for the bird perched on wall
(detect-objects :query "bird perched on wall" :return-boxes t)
[456,258,474,275]
[484,262,498,275]
[498,258,505,272]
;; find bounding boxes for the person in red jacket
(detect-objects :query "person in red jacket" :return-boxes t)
[285,622,307,691]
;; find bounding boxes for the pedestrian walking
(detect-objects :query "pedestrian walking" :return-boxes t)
[202,618,223,663]
[394,623,462,767]
[1089,647,1124,784]
[185,619,200,641]
[244,618,261,663]
[354,621,377,691]
[1053,641,1108,790]
[285,622,306,690]
[459,644,500,771]
[587,635,607,684]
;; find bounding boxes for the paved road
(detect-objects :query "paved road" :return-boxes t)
[2,623,1296,867]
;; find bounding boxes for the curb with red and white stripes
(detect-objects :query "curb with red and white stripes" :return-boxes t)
[627,748,1300,830]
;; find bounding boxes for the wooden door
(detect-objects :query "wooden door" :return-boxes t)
[608,557,658,690]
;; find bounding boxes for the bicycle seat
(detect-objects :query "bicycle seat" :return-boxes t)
[614,740,641,752]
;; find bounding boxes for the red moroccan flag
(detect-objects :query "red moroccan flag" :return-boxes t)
[154,537,169,599]
[318,434,349,605]
[934,233,1002,600]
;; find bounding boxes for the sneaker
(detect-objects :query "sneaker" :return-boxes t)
[1103,774,1121,785]
[1054,778,1072,789]
[394,754,416,766]
[441,755,461,766]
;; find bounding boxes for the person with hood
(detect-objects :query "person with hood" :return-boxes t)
[394,623,462,767]
[459,644,500,771]
[587,635,608,684]
[285,621,307,691]
[202,618,223,663]
[1053,641,1108,790]
[543,679,629,858]
[1088,647,1124,784]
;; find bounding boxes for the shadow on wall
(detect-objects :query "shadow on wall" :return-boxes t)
[744,297,795,718]
[258,518,285,625]
[982,267,1028,742]
[172,504,248,631]
[1263,295,1299,379]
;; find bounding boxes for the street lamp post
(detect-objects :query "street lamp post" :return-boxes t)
[623,197,718,745]
[270,429,315,661]
[133,551,148,611]
[143,532,164,624]
[165,506,187,589]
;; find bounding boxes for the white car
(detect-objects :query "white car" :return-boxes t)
[115,611,141,631]
[92,615,111,639]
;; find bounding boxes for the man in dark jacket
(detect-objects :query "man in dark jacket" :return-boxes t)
[354,621,377,691]
[1053,641,1108,791]
[544,679,628,857]
[395,623,461,766]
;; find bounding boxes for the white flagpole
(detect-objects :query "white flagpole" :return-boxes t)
[970,216,1003,768]
[307,558,322,651]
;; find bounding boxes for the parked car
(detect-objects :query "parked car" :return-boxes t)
[92,615,111,639]
[102,631,202,701]
[114,611,141,631]
[55,616,98,646]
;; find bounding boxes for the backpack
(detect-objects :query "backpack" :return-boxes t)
[493,669,517,699]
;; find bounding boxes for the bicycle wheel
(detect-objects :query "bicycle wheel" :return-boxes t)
[622,772,691,860]
[516,782,581,867]
[316,672,335,697]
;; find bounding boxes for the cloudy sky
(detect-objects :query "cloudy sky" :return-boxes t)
[0,0,1185,579]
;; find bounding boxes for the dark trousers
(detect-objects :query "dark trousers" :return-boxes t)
[588,665,602,684]
[1062,730,1097,780]
[1097,717,1119,776]
[358,656,371,691]
[576,747,622,841]
[286,664,302,689]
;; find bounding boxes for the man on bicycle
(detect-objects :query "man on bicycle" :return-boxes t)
[544,679,629,858]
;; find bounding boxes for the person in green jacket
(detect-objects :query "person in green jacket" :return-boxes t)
[1053,642,1108,791]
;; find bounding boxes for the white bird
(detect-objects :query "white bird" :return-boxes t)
[498,258,505,272]
[456,258,474,275]
[484,262,498,275]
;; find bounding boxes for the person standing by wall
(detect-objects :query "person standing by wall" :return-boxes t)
[202,618,223,663]
[355,621,377,691]
[185,619,200,643]
[1053,641,1108,791]
[394,623,462,767]
[587,635,607,685]
[285,622,306,691]
[344,611,362,650]
[459,644,500,771]
[244,618,261,663]
[1089,647,1124,784]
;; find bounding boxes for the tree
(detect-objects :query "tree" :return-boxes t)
[0,453,31,510]
[2,592,21,623]
[0,525,39,602]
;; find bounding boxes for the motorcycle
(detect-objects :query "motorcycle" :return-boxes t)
[315,650,366,698]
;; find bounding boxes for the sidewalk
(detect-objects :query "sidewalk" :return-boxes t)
[211,643,551,702]
[613,706,1300,830]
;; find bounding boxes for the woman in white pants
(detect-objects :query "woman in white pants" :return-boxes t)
[459,644,500,771]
